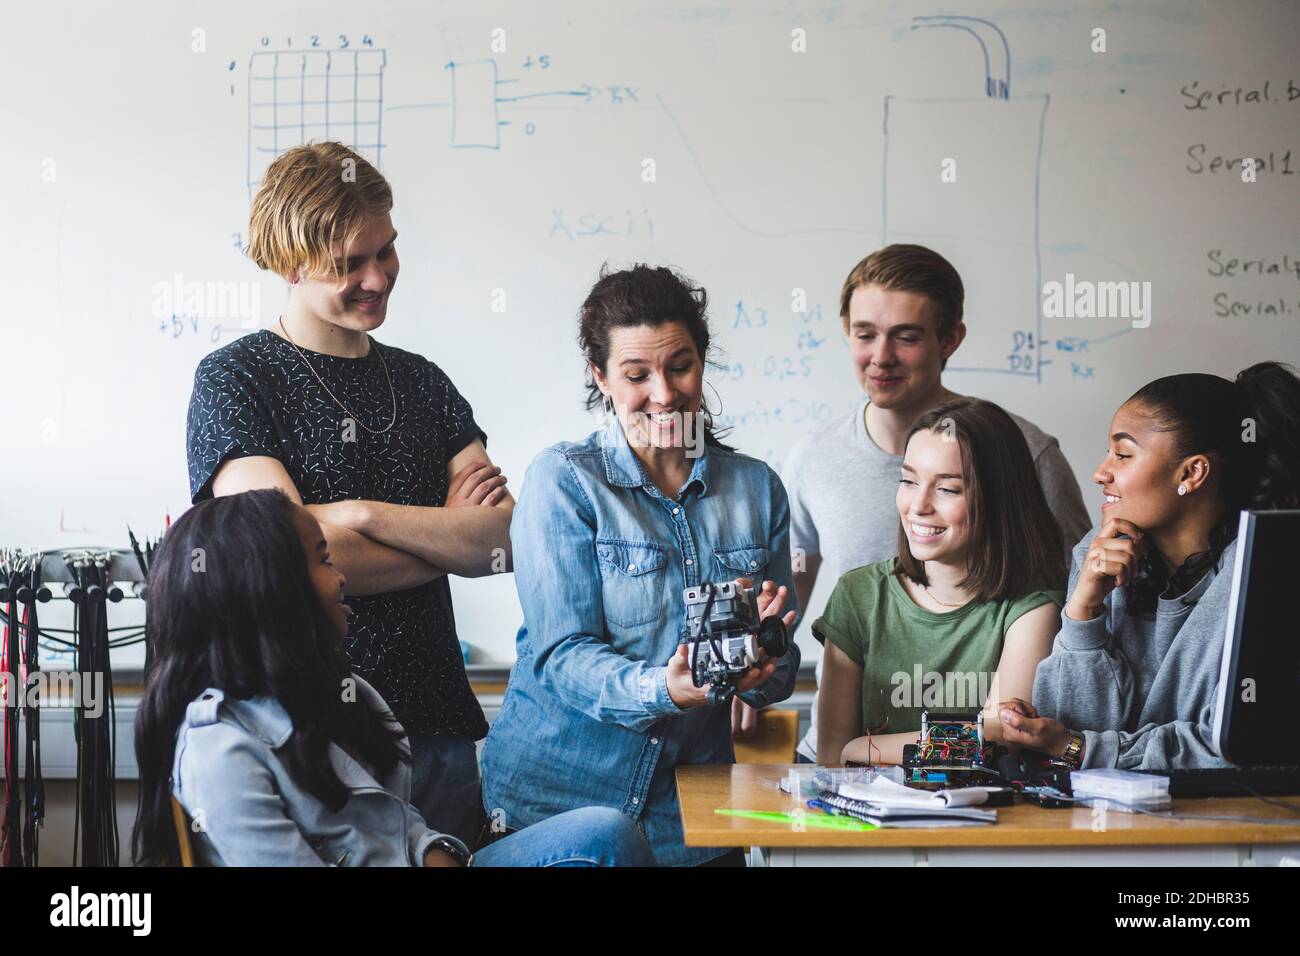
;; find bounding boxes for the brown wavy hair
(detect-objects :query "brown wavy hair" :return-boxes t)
[578,263,734,450]
[839,244,964,336]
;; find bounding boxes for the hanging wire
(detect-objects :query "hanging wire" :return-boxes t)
[0,544,151,867]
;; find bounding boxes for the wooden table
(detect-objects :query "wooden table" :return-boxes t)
[676,764,1300,866]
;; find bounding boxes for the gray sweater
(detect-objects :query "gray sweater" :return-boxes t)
[1033,528,1235,771]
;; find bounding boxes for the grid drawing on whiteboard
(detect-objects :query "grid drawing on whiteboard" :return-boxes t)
[246,49,388,201]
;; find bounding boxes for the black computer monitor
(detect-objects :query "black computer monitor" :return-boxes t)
[1213,509,1300,766]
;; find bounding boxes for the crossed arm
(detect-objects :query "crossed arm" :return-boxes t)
[210,439,514,597]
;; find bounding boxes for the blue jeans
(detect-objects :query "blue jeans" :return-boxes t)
[472,807,657,867]
[408,734,484,848]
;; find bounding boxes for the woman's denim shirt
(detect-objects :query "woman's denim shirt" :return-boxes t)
[172,674,466,866]
[480,422,800,866]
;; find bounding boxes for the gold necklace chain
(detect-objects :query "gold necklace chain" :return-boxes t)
[277,317,397,435]
[922,582,970,608]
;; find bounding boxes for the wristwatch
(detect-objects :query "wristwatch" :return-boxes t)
[428,835,473,867]
[1057,731,1086,769]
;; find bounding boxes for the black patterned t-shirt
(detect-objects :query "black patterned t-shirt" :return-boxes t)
[185,329,489,739]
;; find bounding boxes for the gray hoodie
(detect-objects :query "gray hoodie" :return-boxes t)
[1033,528,1235,771]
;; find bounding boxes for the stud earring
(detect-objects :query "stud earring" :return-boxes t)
[1177,483,1187,496]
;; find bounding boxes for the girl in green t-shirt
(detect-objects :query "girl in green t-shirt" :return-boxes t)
[815,398,1066,765]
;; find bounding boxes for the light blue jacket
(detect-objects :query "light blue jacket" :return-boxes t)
[480,421,800,866]
[172,675,467,866]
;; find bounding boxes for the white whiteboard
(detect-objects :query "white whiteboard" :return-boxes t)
[4,0,1298,664]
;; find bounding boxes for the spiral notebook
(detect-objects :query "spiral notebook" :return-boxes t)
[813,789,998,828]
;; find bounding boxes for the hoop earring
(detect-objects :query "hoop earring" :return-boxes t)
[702,380,724,430]
[600,394,619,435]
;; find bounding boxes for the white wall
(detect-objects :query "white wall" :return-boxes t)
[4,0,1298,664]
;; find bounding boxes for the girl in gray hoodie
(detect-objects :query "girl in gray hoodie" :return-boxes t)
[999,362,1300,771]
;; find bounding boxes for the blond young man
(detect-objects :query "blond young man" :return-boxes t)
[186,143,511,844]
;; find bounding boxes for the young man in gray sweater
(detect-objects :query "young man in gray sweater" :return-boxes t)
[741,244,1091,759]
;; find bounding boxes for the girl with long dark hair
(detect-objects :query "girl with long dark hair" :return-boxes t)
[133,489,653,866]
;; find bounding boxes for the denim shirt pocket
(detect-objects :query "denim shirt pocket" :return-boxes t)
[595,539,668,628]
[712,546,770,584]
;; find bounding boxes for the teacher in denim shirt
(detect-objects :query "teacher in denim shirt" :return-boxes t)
[480,264,799,866]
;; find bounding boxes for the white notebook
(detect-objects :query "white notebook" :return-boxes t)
[840,776,999,809]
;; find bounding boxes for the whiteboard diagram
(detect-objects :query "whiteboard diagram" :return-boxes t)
[882,16,1048,381]
[445,58,597,150]
[246,49,388,201]
[231,21,1118,385]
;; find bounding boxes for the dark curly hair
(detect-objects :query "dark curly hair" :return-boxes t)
[577,263,734,450]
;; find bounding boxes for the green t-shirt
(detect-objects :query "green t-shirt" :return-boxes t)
[811,559,1063,737]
